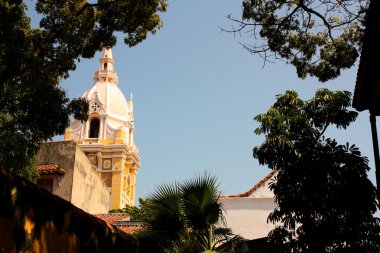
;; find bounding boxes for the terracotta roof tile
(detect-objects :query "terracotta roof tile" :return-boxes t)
[117,226,142,234]
[36,164,65,175]
[114,221,144,234]
[94,213,143,234]
[95,213,130,224]
[220,170,277,198]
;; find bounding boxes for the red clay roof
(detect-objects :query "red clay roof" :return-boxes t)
[220,170,277,198]
[36,164,65,175]
[94,213,143,234]
[116,226,142,234]
[113,221,144,234]
[95,213,130,224]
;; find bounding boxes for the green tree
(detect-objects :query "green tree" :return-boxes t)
[224,0,368,82]
[253,89,380,252]
[139,174,231,253]
[109,197,150,221]
[136,174,284,253]
[0,0,167,179]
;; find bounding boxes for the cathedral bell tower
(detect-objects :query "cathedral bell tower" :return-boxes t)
[64,47,140,209]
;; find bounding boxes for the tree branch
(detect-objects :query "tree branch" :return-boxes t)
[298,1,335,44]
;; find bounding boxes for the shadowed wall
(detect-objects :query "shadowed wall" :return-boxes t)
[35,141,110,214]
[0,168,139,253]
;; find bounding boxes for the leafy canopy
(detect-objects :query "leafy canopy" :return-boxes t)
[122,176,284,253]
[225,0,368,82]
[139,174,229,253]
[253,89,380,252]
[0,0,167,179]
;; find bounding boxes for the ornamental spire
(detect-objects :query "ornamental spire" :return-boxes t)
[94,47,118,84]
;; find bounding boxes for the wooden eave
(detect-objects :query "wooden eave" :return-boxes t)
[353,0,380,115]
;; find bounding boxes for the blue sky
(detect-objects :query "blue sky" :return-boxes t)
[29,1,376,200]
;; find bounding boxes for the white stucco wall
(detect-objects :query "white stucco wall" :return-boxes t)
[249,179,275,198]
[220,197,276,239]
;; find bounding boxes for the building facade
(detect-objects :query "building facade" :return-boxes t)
[64,48,140,209]
[35,141,110,214]
[219,171,277,239]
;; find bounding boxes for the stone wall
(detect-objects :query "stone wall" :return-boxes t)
[71,146,110,213]
[35,141,109,214]
[0,168,139,253]
[35,141,76,202]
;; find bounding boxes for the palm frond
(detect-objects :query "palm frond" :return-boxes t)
[181,173,223,231]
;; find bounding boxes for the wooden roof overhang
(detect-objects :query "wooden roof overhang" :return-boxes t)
[353,0,380,114]
[353,0,380,204]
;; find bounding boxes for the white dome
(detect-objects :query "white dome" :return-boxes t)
[82,81,129,120]
[65,47,135,143]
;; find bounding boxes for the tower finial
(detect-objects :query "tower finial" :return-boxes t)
[94,47,117,83]
[102,47,113,59]
[130,93,133,102]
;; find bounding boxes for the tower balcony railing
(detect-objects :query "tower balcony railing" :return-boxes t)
[95,70,117,78]
[82,138,101,144]
[130,145,140,154]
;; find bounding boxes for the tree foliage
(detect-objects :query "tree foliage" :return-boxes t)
[253,89,380,252]
[0,0,167,179]
[121,176,284,253]
[109,197,150,221]
[225,0,368,82]
[138,174,231,253]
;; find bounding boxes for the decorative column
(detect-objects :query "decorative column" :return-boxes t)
[96,152,102,171]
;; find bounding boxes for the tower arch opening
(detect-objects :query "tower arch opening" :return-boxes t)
[89,118,100,138]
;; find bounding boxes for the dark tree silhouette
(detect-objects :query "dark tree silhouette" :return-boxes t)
[253,89,380,252]
[224,0,368,82]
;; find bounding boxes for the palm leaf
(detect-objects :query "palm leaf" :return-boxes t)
[181,173,224,231]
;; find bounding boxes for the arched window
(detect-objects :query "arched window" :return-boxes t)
[104,62,108,70]
[89,118,100,138]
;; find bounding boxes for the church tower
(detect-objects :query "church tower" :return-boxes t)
[64,48,140,209]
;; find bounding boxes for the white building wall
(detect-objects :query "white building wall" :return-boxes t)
[249,181,274,198]
[219,197,276,239]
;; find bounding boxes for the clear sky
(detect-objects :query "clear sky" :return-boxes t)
[30,1,376,200]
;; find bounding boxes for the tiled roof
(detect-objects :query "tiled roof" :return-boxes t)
[95,213,130,224]
[36,164,65,175]
[114,220,144,234]
[94,213,143,234]
[220,170,277,198]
